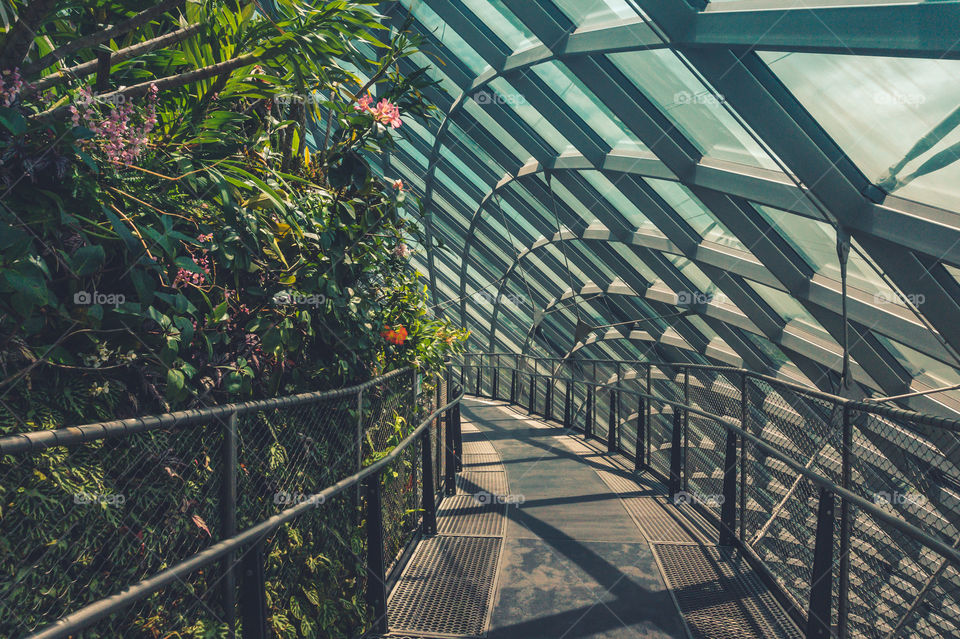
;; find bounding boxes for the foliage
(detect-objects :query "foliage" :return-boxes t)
[0,1,467,637]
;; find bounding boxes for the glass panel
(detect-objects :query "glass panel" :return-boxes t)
[400,0,492,74]
[551,0,641,27]
[460,0,541,50]
[752,204,909,304]
[646,178,750,252]
[759,51,960,212]
[488,77,575,154]
[530,61,650,152]
[608,49,780,170]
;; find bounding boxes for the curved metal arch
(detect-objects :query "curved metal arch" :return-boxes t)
[525,281,888,386]
[479,219,941,362]
[391,11,668,306]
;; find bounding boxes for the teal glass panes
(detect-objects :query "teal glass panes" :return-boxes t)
[400,0,492,74]
[459,0,541,51]
[486,77,575,155]
[550,0,641,27]
[877,334,960,389]
[530,61,649,153]
[608,49,780,171]
[759,51,960,212]
[645,178,750,252]
[462,99,534,165]
[745,280,837,346]
[752,204,911,305]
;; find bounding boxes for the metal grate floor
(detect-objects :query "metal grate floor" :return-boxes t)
[462,452,502,469]
[388,536,501,637]
[437,494,505,537]
[457,471,509,497]
[655,544,802,639]
[461,438,498,456]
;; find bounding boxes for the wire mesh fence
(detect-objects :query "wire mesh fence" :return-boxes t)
[0,366,460,639]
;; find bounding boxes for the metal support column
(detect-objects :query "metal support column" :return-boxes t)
[364,473,388,635]
[806,487,836,639]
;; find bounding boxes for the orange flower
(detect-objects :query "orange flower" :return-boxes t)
[381,325,408,345]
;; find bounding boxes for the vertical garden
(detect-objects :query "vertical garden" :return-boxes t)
[0,1,466,637]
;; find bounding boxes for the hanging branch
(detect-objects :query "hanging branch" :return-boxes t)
[30,24,204,93]
[35,50,272,121]
[23,0,182,75]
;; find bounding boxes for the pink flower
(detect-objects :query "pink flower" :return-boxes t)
[372,99,402,129]
[355,93,373,112]
[394,243,411,259]
[392,179,404,191]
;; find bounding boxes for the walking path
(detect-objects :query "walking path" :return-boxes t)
[383,398,801,639]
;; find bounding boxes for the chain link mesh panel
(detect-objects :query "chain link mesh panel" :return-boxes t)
[0,367,436,639]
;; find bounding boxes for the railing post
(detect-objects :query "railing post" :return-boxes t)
[529,374,536,415]
[683,368,689,492]
[510,368,517,404]
[364,473,388,634]
[838,405,852,639]
[493,358,500,401]
[720,424,737,545]
[239,537,268,639]
[454,395,463,472]
[608,389,618,453]
[670,408,683,499]
[544,378,552,420]
[585,385,593,438]
[564,385,571,429]
[445,398,458,493]
[475,361,481,397]
[740,372,748,542]
[806,487,835,639]
[634,395,645,471]
[645,366,652,468]
[220,412,238,633]
[421,428,437,535]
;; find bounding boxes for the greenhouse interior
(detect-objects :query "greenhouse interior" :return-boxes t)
[2,0,960,637]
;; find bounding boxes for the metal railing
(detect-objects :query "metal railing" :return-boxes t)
[0,365,465,639]
[458,353,960,639]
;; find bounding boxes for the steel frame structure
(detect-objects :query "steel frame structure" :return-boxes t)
[371,0,960,418]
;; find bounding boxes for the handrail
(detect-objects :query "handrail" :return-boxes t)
[462,353,960,432]
[467,361,960,564]
[25,385,465,639]
[0,367,411,455]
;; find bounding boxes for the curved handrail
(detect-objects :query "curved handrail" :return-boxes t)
[465,352,960,432]
[0,367,412,455]
[26,386,465,639]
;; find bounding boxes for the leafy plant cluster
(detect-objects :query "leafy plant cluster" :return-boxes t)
[0,1,468,637]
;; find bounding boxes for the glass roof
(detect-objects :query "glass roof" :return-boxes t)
[374,0,960,416]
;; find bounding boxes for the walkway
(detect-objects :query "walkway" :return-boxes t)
[384,398,802,639]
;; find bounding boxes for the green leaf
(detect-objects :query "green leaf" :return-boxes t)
[70,245,105,276]
[167,368,185,392]
[0,107,26,135]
